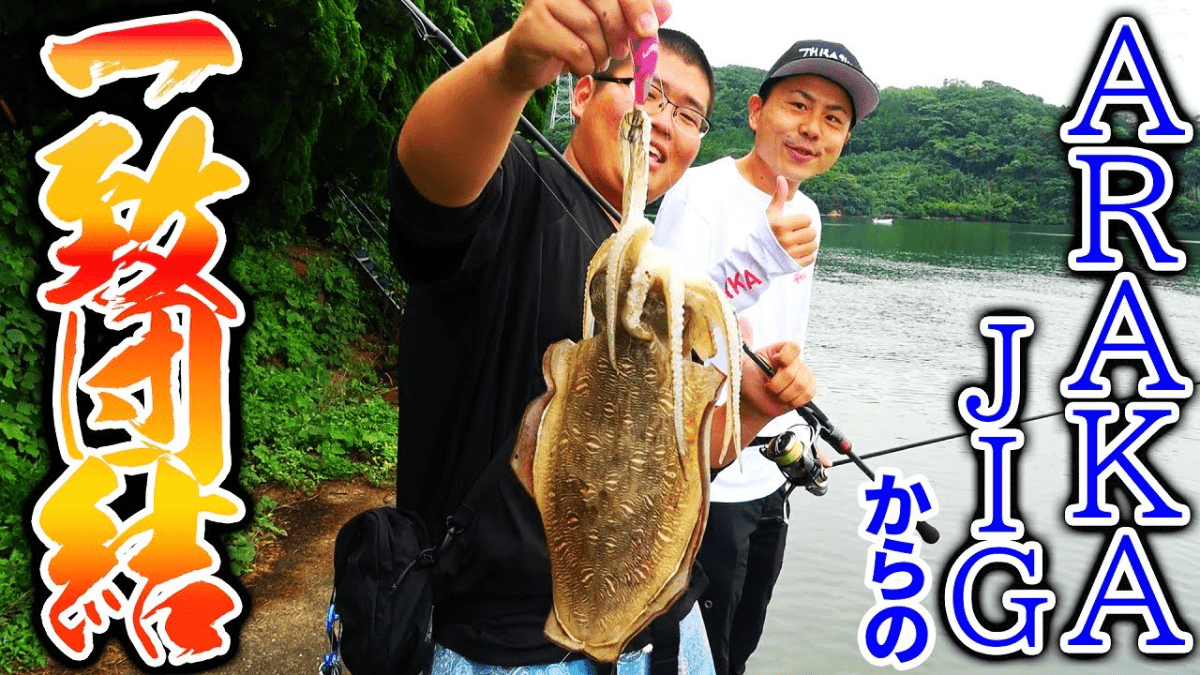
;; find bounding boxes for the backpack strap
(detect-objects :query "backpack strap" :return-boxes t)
[319,592,344,675]
[648,612,681,675]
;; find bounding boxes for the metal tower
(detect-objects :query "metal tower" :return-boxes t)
[546,73,575,132]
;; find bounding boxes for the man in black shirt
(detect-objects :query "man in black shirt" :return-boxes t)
[389,0,817,671]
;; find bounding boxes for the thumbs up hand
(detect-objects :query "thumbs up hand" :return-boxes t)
[765,176,819,268]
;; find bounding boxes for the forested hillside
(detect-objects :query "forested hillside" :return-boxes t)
[693,65,1200,226]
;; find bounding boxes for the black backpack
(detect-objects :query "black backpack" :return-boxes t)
[327,506,466,675]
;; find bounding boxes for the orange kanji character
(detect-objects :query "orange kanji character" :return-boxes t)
[153,579,244,663]
[172,297,239,486]
[37,108,247,322]
[93,295,239,486]
[108,457,243,666]
[104,109,246,322]
[41,12,240,109]
[33,455,126,659]
[82,310,184,449]
[36,113,138,309]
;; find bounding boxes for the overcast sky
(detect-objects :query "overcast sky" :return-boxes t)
[664,0,1199,114]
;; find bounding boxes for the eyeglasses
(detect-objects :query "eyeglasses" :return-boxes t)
[593,76,711,139]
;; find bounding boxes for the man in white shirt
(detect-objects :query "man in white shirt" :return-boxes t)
[653,39,880,675]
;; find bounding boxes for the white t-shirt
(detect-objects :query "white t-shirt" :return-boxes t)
[653,156,819,503]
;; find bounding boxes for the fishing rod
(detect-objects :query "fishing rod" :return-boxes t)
[336,0,630,327]
[397,0,621,221]
[741,343,941,545]
[737,343,1068,467]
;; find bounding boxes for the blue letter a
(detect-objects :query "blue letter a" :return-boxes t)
[1061,527,1193,655]
[1060,272,1192,399]
[1061,17,1192,144]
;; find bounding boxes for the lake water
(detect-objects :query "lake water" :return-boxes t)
[750,217,1200,674]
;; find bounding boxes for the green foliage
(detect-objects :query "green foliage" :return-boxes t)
[0,128,50,672]
[1169,194,1200,231]
[1171,145,1200,229]
[798,162,873,216]
[223,496,288,577]
[694,65,762,167]
[321,187,408,325]
[544,119,574,154]
[230,243,399,491]
[0,517,45,672]
[834,81,1075,223]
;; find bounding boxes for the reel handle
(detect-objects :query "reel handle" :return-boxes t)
[915,521,940,545]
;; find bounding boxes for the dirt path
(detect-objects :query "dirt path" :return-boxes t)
[26,479,394,675]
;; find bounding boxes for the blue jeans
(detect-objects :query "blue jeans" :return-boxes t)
[430,602,715,675]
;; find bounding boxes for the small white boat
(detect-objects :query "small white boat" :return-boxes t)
[871,217,894,225]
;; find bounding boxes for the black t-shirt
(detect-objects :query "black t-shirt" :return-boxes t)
[389,133,613,536]
[388,133,704,666]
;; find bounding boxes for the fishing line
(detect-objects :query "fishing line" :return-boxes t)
[830,409,1062,467]
[340,2,633,324]
[408,4,608,248]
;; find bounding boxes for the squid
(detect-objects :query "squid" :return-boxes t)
[511,99,743,661]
